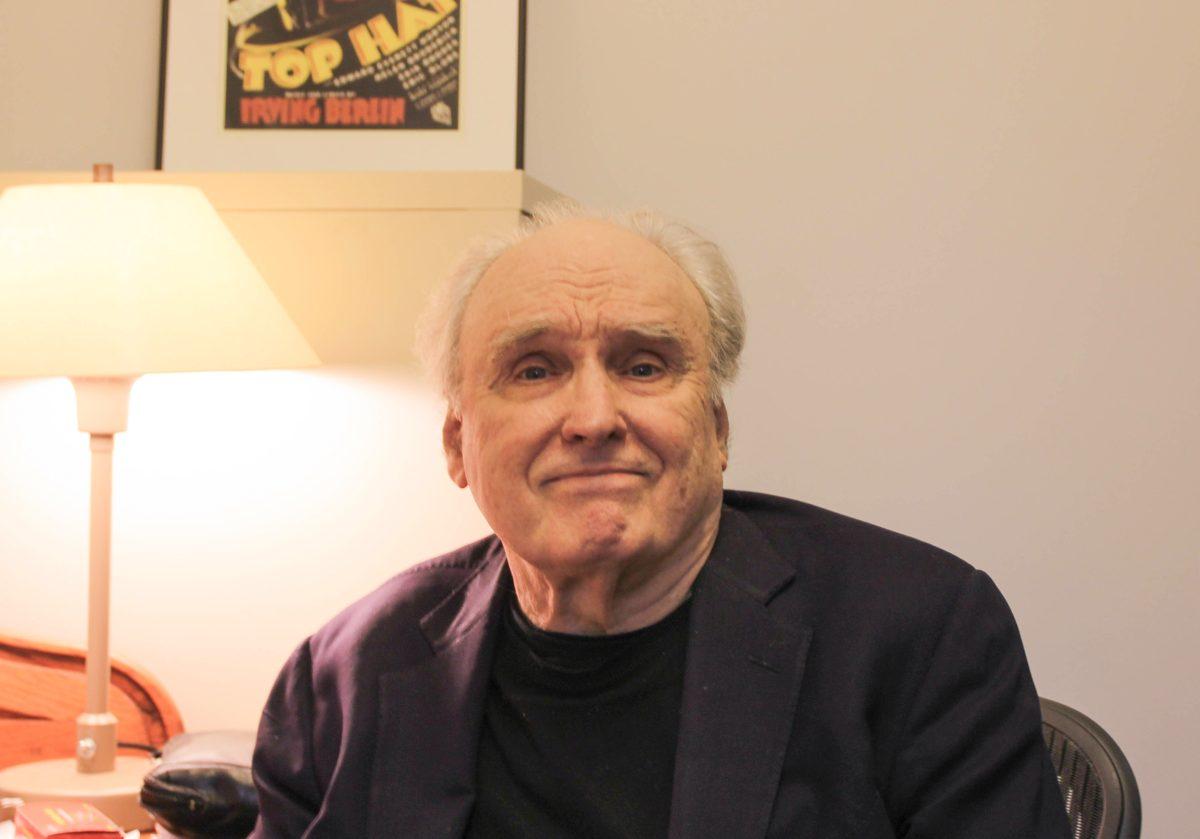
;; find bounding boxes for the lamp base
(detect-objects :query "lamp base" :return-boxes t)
[0,756,154,830]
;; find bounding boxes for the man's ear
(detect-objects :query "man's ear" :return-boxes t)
[713,398,730,471]
[443,409,468,488]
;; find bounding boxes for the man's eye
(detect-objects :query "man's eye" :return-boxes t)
[516,365,550,381]
[629,362,661,378]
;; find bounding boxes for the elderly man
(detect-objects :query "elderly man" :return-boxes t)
[251,206,1070,837]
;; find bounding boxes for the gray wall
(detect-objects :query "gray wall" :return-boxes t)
[0,2,161,169]
[522,1,1198,833]
[2,1,1196,832]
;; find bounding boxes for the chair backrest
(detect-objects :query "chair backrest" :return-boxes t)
[1040,697,1141,839]
[0,633,184,768]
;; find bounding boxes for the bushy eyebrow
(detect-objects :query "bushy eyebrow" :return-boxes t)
[487,321,554,369]
[486,321,691,369]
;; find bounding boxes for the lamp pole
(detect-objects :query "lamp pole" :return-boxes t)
[72,164,135,776]
[73,375,136,774]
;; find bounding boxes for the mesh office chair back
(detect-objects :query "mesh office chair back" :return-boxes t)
[1040,697,1141,839]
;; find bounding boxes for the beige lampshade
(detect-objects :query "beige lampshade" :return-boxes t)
[0,183,319,378]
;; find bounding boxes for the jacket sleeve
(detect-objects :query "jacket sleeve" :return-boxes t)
[249,639,323,838]
[884,569,1070,838]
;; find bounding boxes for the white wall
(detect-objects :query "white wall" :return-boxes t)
[523,1,1198,832]
[1,0,1196,832]
[0,369,490,731]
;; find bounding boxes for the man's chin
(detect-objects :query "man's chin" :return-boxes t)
[494,498,667,571]
[536,507,640,565]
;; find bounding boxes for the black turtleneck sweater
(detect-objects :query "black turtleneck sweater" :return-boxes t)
[465,593,692,839]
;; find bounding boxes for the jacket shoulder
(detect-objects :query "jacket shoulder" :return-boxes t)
[305,534,501,673]
[722,489,978,611]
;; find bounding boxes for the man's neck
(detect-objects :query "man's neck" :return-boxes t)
[504,506,721,635]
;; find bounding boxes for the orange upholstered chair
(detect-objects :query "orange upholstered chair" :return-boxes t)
[0,634,184,768]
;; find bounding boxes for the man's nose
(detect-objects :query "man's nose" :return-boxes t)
[561,364,627,445]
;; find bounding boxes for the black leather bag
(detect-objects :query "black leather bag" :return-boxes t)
[139,731,259,839]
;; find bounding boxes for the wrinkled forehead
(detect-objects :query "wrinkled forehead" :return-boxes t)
[460,219,710,356]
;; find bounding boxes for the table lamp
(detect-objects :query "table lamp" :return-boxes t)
[0,165,320,828]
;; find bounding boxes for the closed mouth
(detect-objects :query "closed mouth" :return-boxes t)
[543,468,647,486]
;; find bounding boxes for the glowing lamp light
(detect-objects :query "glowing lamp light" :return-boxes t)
[0,165,319,828]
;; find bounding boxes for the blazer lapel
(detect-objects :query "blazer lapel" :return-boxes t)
[367,549,507,839]
[669,507,813,839]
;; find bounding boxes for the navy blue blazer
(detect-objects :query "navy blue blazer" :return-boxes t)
[251,491,1070,837]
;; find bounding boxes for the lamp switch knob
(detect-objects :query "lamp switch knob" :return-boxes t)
[77,737,98,760]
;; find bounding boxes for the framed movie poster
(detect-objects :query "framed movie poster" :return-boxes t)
[156,1,525,171]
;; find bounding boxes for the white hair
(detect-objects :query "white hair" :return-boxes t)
[415,201,746,410]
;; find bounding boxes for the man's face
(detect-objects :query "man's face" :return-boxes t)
[443,218,729,577]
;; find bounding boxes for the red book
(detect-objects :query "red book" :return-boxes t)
[14,801,123,839]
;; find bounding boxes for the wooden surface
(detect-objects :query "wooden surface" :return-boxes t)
[0,634,184,768]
